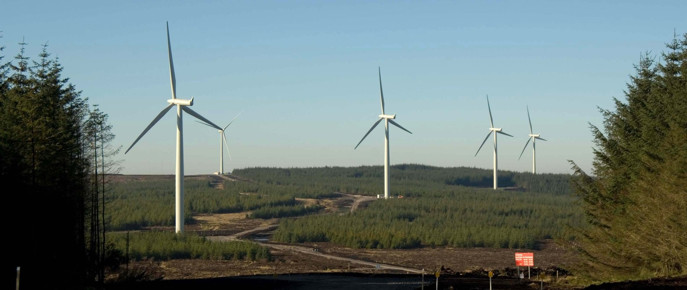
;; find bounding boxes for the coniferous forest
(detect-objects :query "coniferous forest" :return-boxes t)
[107,165,582,251]
[237,165,580,249]
[1,41,104,288]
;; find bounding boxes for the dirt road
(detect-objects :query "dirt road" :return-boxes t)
[348,194,377,213]
[205,214,423,274]
[263,242,423,274]
[205,223,279,242]
[201,193,426,274]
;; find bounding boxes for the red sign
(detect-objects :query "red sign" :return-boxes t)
[515,252,534,267]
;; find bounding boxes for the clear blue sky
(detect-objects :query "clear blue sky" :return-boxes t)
[2,1,685,175]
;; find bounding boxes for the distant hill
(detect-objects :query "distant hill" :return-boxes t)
[231,164,572,195]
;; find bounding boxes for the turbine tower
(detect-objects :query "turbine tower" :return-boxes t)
[474,95,513,190]
[355,67,412,199]
[198,111,242,175]
[125,22,223,233]
[518,106,547,174]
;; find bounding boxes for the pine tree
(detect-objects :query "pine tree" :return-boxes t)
[83,105,121,284]
[569,33,687,283]
[0,32,8,94]
[1,41,104,289]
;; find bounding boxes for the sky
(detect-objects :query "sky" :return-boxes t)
[2,1,686,175]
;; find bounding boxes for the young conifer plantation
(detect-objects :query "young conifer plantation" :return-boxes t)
[108,165,582,251]
[234,166,581,249]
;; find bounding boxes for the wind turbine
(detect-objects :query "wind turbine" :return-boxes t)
[125,22,223,233]
[354,67,412,199]
[198,111,242,175]
[518,106,547,174]
[474,95,513,190]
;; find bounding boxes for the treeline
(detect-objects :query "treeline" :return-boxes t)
[445,171,571,194]
[108,231,271,261]
[1,40,118,288]
[273,188,582,249]
[233,164,572,196]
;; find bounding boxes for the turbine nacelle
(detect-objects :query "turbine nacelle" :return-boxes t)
[520,106,547,173]
[167,98,194,106]
[475,95,511,189]
[379,114,396,119]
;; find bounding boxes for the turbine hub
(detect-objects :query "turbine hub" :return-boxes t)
[379,114,396,119]
[167,98,193,106]
[529,134,540,137]
[490,128,502,132]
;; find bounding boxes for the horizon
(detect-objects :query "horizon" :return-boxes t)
[111,163,574,177]
[2,1,685,175]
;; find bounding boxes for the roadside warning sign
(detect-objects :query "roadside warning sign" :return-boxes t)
[515,252,534,267]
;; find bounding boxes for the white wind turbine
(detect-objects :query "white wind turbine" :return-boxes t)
[125,22,223,233]
[354,67,412,199]
[198,111,242,175]
[518,106,547,174]
[474,95,513,190]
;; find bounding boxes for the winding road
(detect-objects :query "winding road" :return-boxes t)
[205,193,423,274]
[207,222,423,274]
[264,242,424,274]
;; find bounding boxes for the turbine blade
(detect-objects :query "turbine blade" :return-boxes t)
[125,104,174,154]
[388,119,412,134]
[222,132,231,160]
[166,22,177,99]
[486,95,494,128]
[527,106,533,134]
[518,138,532,160]
[195,120,215,128]
[378,67,385,115]
[355,118,383,149]
[224,110,243,130]
[536,137,547,141]
[475,131,493,156]
[182,107,222,130]
[498,131,514,137]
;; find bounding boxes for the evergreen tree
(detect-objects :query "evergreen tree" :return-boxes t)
[83,105,121,284]
[569,33,687,283]
[1,40,106,289]
[0,32,7,94]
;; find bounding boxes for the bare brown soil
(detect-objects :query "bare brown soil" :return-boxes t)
[192,212,261,232]
[116,239,577,289]
[133,239,576,279]
[309,240,577,274]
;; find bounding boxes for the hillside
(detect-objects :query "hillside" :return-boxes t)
[107,165,581,250]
